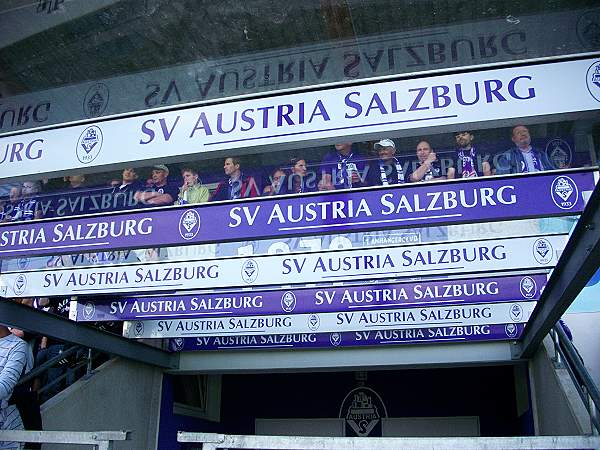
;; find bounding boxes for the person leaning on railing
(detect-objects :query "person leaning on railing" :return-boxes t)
[405,140,446,182]
[134,165,179,206]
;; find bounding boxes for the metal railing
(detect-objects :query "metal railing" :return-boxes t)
[0,430,129,450]
[551,323,600,434]
[178,432,600,449]
[15,344,107,402]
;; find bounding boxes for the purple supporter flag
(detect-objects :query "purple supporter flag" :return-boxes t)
[76,273,547,322]
[167,323,524,351]
[0,169,595,259]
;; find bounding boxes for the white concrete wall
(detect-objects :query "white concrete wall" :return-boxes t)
[563,312,600,390]
[40,357,163,450]
[529,337,591,435]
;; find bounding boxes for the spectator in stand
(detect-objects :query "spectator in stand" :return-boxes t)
[0,322,31,449]
[447,131,492,179]
[32,298,72,403]
[210,157,259,201]
[11,181,42,221]
[366,139,407,186]
[134,165,179,207]
[262,168,287,196]
[496,125,556,174]
[4,187,21,221]
[0,197,7,223]
[285,157,317,194]
[319,142,367,191]
[7,300,42,449]
[176,167,209,205]
[112,168,143,210]
[65,175,86,190]
[406,140,446,182]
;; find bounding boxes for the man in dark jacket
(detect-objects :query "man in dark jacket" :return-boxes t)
[210,157,259,201]
[496,125,556,174]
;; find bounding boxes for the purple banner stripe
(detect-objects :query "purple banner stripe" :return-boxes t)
[76,273,546,322]
[168,323,524,351]
[0,170,594,259]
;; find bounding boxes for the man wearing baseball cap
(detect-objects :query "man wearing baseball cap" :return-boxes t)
[366,138,407,186]
[134,164,179,206]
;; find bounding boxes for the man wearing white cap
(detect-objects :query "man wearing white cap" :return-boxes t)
[366,139,407,186]
[134,164,179,207]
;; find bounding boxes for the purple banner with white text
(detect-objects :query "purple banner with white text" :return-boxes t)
[167,323,524,351]
[0,169,594,259]
[76,273,547,322]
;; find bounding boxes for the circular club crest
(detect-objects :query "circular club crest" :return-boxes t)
[280,291,297,313]
[550,176,578,210]
[505,323,519,339]
[586,59,600,102]
[17,258,29,270]
[241,259,259,284]
[13,274,27,295]
[545,139,572,170]
[509,303,524,323]
[329,332,341,347]
[519,276,538,299]
[76,125,103,164]
[178,210,201,240]
[307,314,320,331]
[532,238,554,265]
[82,302,96,320]
[83,83,109,118]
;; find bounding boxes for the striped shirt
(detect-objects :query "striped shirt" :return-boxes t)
[0,334,27,450]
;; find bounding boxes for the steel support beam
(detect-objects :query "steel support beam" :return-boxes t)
[514,178,600,359]
[0,300,178,369]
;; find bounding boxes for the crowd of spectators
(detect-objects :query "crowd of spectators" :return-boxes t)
[0,125,573,223]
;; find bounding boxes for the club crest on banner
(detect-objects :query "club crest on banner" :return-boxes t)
[280,291,297,313]
[82,302,96,320]
[509,303,524,322]
[330,332,341,346]
[532,238,554,265]
[550,176,578,210]
[83,83,109,118]
[134,321,144,337]
[586,59,600,102]
[17,258,29,270]
[178,210,201,240]
[519,276,538,299]
[505,323,519,339]
[170,338,185,352]
[241,259,259,284]
[340,387,388,437]
[13,274,27,295]
[308,314,320,331]
[76,125,103,164]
